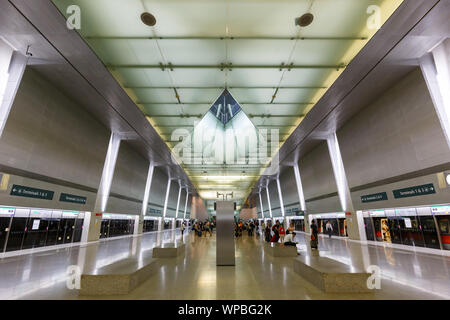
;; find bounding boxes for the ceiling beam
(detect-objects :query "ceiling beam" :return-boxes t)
[86,36,367,41]
[146,114,304,118]
[139,102,314,105]
[110,63,346,70]
[153,124,297,128]
[127,86,327,89]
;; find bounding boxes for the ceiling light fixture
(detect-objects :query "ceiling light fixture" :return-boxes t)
[295,13,314,27]
[141,12,156,27]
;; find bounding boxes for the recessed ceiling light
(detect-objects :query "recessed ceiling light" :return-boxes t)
[295,13,314,27]
[141,12,156,27]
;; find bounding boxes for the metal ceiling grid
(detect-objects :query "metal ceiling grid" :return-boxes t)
[51,0,404,200]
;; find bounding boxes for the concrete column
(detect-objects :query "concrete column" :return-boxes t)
[276,177,285,217]
[174,180,182,220]
[161,176,171,231]
[265,181,272,219]
[88,132,121,242]
[293,164,306,211]
[138,162,155,234]
[420,39,450,149]
[258,188,264,219]
[0,49,28,138]
[326,133,360,240]
[183,189,189,219]
[293,163,309,233]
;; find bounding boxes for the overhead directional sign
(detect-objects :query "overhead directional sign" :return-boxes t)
[10,184,54,200]
[392,184,436,199]
[59,193,87,204]
[361,192,388,203]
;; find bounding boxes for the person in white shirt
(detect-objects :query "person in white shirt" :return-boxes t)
[284,232,297,246]
[326,221,333,238]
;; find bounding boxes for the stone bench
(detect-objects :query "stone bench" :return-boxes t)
[293,255,371,293]
[264,243,299,257]
[152,242,186,258]
[80,251,160,296]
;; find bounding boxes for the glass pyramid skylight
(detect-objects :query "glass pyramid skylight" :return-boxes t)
[209,89,242,125]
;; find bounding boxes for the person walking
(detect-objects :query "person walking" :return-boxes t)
[310,220,319,249]
[181,222,185,237]
[326,220,333,238]
[265,224,271,242]
[205,221,212,237]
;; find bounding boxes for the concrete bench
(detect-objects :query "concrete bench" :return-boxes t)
[264,243,299,257]
[152,242,186,258]
[80,251,160,296]
[293,255,372,293]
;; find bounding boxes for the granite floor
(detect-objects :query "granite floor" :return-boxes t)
[1,229,449,300]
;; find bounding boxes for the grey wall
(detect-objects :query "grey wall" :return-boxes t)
[0,68,168,215]
[279,166,298,206]
[148,167,168,212]
[166,179,179,217]
[298,141,340,213]
[0,68,108,189]
[338,68,450,188]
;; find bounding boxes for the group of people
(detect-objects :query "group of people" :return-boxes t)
[192,220,214,237]
[234,220,259,237]
[188,217,327,250]
[262,220,298,246]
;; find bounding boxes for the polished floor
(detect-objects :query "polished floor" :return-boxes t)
[0,229,449,300]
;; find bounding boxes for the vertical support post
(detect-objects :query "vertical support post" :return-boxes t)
[276,177,285,217]
[265,181,273,219]
[0,50,28,138]
[175,180,182,219]
[293,164,306,211]
[138,161,154,234]
[326,133,360,240]
[89,132,121,242]
[161,176,171,231]
[258,188,264,219]
[183,189,189,219]
[216,201,235,266]
[419,39,450,149]
[174,180,182,229]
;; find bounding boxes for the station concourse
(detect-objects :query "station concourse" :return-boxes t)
[0,0,449,302]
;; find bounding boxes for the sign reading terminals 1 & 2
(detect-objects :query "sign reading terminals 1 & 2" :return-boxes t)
[10,184,54,200]
[392,183,436,199]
